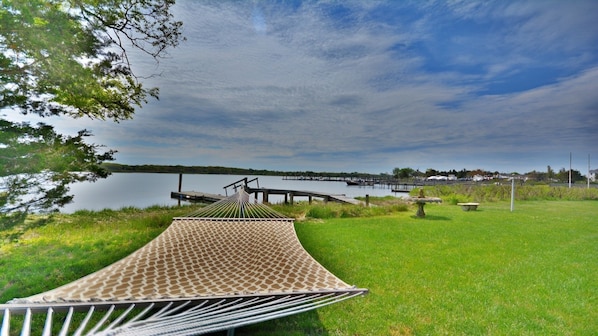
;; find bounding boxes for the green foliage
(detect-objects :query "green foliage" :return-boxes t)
[270,196,409,220]
[0,121,115,223]
[393,167,415,179]
[306,205,337,219]
[0,0,183,224]
[418,184,598,202]
[0,204,201,302]
[555,167,585,183]
[0,0,182,118]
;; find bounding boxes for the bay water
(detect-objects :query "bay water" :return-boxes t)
[61,173,407,213]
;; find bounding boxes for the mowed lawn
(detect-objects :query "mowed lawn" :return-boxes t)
[244,200,597,335]
[1,201,597,335]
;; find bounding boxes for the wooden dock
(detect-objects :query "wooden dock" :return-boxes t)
[171,188,363,205]
[171,176,365,206]
[244,187,365,205]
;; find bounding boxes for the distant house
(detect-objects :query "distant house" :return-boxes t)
[589,169,598,182]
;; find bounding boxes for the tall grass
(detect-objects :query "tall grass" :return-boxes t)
[416,184,598,204]
[0,205,201,302]
[270,197,409,220]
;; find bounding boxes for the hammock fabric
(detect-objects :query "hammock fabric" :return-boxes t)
[1,189,367,335]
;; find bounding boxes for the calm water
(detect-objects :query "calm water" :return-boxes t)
[61,173,407,213]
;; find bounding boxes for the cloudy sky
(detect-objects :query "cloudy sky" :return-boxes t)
[24,1,598,174]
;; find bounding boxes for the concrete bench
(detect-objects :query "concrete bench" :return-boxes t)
[457,202,479,211]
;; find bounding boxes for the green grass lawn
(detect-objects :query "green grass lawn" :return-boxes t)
[0,205,198,302]
[244,200,598,335]
[1,200,597,335]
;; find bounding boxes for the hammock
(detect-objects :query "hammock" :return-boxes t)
[1,189,367,335]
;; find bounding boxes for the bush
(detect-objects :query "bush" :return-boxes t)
[307,205,338,219]
[271,196,409,220]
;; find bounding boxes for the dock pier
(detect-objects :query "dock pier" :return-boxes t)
[244,187,364,205]
[171,188,363,205]
[171,176,365,206]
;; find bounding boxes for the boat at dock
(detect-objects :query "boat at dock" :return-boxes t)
[346,179,374,186]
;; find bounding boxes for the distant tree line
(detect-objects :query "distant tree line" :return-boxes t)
[103,163,590,184]
[526,166,586,183]
[102,163,378,179]
[392,167,499,179]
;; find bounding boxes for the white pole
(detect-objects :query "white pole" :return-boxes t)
[510,176,515,212]
[589,154,591,189]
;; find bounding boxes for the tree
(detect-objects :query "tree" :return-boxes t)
[468,169,486,178]
[547,165,554,180]
[456,168,468,179]
[526,170,547,182]
[392,167,414,179]
[555,168,584,183]
[425,168,438,177]
[1,0,184,226]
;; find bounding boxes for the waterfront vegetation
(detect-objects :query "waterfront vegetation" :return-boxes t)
[1,185,596,335]
[417,183,598,203]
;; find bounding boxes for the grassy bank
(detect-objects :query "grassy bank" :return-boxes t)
[0,205,202,301]
[1,197,596,334]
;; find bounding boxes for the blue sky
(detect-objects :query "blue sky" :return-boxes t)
[15,0,598,174]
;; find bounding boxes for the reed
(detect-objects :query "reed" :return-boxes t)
[416,184,598,203]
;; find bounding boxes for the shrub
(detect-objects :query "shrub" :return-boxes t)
[271,196,409,220]
[307,205,338,219]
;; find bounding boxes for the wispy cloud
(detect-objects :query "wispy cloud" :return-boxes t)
[11,0,596,173]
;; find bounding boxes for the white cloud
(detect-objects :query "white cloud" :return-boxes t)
[9,0,595,174]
